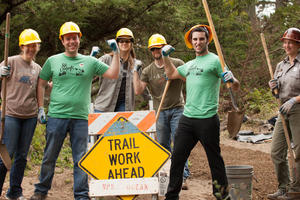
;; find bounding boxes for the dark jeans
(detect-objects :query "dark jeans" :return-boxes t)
[165,114,228,200]
[34,117,89,200]
[0,116,37,198]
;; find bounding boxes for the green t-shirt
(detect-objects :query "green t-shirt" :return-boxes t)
[178,52,223,119]
[141,57,185,111]
[40,53,109,119]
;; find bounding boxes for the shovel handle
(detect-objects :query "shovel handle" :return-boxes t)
[1,13,10,141]
[155,80,171,122]
[260,33,278,95]
[202,0,239,111]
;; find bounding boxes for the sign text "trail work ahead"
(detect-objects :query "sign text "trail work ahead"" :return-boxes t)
[107,137,144,179]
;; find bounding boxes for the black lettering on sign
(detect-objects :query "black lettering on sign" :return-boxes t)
[108,152,141,166]
[108,137,140,151]
[107,167,145,179]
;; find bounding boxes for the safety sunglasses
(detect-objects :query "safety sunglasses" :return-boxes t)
[118,40,131,44]
[150,47,161,51]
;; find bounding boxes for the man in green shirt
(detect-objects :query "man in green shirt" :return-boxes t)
[30,22,120,200]
[162,25,239,200]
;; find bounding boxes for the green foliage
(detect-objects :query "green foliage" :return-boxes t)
[28,124,73,169]
[243,88,278,118]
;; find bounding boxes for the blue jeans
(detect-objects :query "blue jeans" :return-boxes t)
[0,116,37,198]
[156,107,190,179]
[34,117,89,200]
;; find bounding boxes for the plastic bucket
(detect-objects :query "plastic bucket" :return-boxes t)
[226,165,253,200]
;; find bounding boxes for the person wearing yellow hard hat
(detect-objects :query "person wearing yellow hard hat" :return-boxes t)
[267,27,300,200]
[0,28,42,200]
[161,25,239,200]
[133,33,191,189]
[30,21,120,200]
[94,27,142,112]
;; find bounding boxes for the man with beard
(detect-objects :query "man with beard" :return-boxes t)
[133,34,190,189]
[162,24,239,200]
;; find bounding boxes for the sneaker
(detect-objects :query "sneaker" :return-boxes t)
[29,193,47,200]
[5,195,27,200]
[182,179,189,190]
[267,189,286,200]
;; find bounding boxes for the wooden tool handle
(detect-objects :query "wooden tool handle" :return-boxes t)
[260,33,278,95]
[202,0,230,88]
[155,80,171,122]
[1,13,10,140]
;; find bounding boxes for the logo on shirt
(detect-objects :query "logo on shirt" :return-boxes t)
[79,63,84,68]
[59,63,85,76]
[19,76,32,85]
[186,65,203,77]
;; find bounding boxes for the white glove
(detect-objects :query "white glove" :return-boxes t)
[38,107,47,124]
[280,97,297,114]
[107,39,119,53]
[162,45,175,57]
[221,71,234,83]
[133,60,142,72]
[90,46,100,57]
[0,65,11,77]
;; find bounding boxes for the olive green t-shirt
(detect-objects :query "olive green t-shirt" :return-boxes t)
[177,52,223,119]
[141,57,185,111]
[40,53,108,120]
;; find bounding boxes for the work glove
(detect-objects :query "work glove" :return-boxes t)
[268,79,278,90]
[0,65,11,77]
[279,97,297,114]
[161,45,175,57]
[221,70,234,83]
[38,107,47,124]
[107,39,119,53]
[90,46,100,57]
[133,60,142,72]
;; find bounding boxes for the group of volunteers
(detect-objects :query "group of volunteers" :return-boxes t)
[0,19,298,200]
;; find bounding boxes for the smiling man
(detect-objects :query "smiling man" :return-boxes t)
[162,24,239,200]
[30,22,120,200]
[133,34,190,189]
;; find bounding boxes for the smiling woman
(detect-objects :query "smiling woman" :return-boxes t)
[0,28,42,200]
[94,27,143,113]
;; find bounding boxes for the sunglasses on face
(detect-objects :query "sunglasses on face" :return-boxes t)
[118,40,131,44]
[150,48,161,52]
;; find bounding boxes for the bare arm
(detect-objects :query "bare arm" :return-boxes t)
[133,71,147,95]
[102,52,120,79]
[162,56,185,81]
[37,78,48,107]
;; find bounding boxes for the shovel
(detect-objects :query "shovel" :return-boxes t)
[0,13,12,170]
[202,0,244,138]
[260,32,296,179]
[155,80,171,122]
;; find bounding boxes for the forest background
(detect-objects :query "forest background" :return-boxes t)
[0,0,299,167]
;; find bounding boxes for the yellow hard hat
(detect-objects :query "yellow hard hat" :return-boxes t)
[184,24,212,49]
[19,29,41,46]
[148,34,167,49]
[116,28,134,41]
[59,21,82,40]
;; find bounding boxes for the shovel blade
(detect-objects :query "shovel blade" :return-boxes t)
[0,144,11,170]
[227,110,245,139]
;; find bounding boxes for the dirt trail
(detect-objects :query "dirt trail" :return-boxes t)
[0,135,274,200]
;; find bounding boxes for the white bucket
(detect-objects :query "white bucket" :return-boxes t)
[226,165,254,200]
